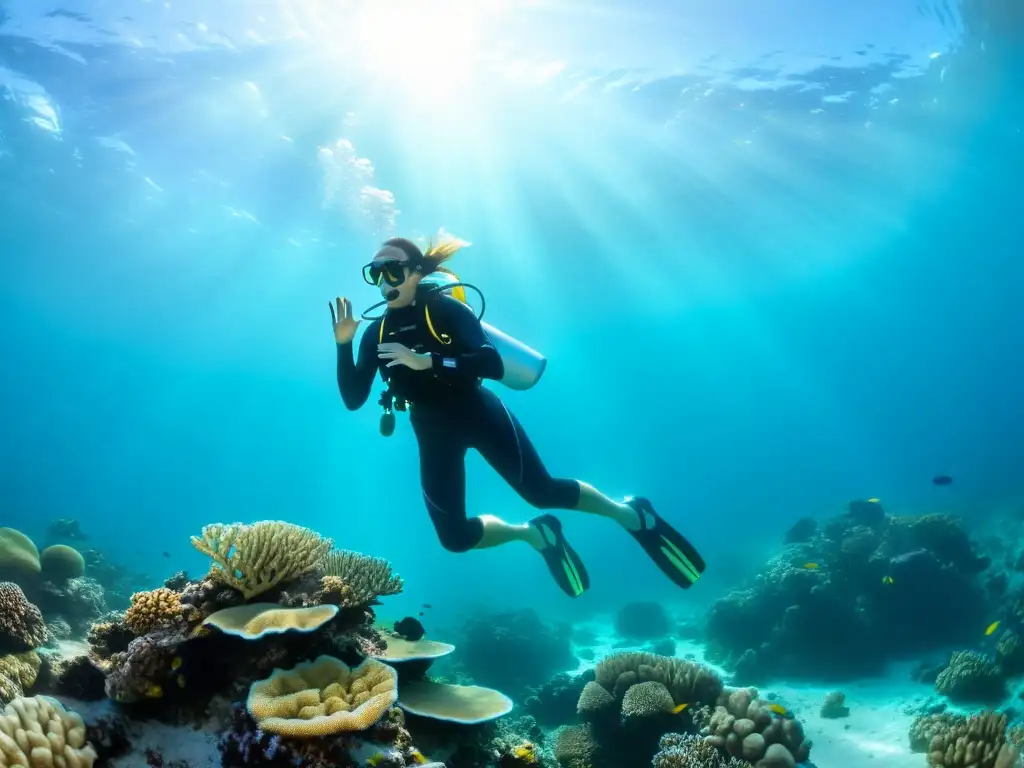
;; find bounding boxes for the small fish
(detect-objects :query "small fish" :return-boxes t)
[932,475,953,486]
[176,675,186,689]
[672,703,690,714]
[171,656,182,671]
[423,603,432,609]
[985,621,1001,636]
[882,576,894,585]
[803,563,819,570]
[767,703,791,718]
[867,497,880,503]
[162,551,170,558]
[409,750,428,765]
[419,612,425,616]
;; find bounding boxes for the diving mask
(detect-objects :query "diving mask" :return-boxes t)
[362,261,408,288]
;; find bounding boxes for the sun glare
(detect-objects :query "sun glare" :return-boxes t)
[349,0,498,103]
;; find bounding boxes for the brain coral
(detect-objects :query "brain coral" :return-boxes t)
[593,651,723,706]
[620,681,675,721]
[0,583,46,654]
[39,545,86,581]
[247,655,398,736]
[0,695,97,768]
[0,530,39,574]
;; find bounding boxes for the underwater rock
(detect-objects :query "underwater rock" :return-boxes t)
[784,518,817,545]
[523,670,593,727]
[819,691,849,719]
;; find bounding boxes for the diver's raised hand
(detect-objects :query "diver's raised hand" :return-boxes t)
[330,297,360,345]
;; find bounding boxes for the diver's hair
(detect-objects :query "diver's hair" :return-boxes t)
[381,232,469,273]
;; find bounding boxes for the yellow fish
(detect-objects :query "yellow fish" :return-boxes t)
[767,703,791,718]
[868,498,880,503]
[409,750,429,765]
[171,656,182,671]
[803,563,819,570]
[882,576,894,585]
[176,675,186,689]
[672,703,689,714]
[985,621,1001,636]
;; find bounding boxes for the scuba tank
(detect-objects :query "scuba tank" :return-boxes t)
[418,270,547,391]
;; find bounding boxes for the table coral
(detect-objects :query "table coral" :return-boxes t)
[191,521,333,600]
[0,583,47,654]
[0,694,97,768]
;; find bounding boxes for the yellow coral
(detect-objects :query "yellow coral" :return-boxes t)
[124,588,183,635]
[319,549,403,605]
[0,529,40,573]
[0,695,97,768]
[247,655,398,736]
[512,742,538,763]
[0,652,40,706]
[191,521,333,600]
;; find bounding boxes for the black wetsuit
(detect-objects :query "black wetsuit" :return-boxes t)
[336,293,580,552]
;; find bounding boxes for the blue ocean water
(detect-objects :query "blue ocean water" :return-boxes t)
[0,0,1021,637]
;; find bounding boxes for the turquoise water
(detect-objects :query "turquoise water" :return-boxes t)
[0,0,1021,630]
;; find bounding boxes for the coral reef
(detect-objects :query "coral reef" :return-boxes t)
[0,694,97,767]
[457,609,574,698]
[651,732,749,768]
[706,501,991,680]
[524,671,594,727]
[614,602,671,640]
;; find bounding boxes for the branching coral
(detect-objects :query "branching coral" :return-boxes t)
[935,651,1006,703]
[0,583,47,654]
[191,521,333,600]
[124,588,183,636]
[911,713,968,752]
[319,550,404,604]
[652,733,750,768]
[926,711,1019,767]
[0,695,97,768]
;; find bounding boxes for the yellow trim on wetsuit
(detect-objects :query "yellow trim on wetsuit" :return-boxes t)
[424,304,452,345]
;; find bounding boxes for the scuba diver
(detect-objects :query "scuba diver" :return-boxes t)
[329,236,705,598]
